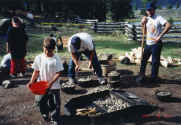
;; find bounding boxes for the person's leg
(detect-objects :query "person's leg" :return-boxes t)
[83,50,105,84]
[83,50,102,77]
[67,52,81,82]
[139,45,152,76]
[19,57,26,74]
[10,58,17,76]
[151,42,162,79]
[36,94,50,122]
[49,90,61,124]
[136,45,152,83]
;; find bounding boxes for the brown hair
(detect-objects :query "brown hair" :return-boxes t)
[43,37,56,52]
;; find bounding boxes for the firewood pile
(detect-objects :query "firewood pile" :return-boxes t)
[119,47,181,68]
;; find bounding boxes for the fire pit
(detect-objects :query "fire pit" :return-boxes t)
[64,90,157,117]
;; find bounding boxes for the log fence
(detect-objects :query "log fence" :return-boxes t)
[92,22,128,33]
[125,23,181,42]
[73,17,98,24]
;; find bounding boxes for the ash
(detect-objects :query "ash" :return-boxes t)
[93,93,130,113]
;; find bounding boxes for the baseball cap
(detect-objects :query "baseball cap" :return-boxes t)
[71,36,81,51]
[146,3,156,10]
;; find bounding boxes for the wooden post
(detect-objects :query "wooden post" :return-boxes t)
[141,24,146,61]
[94,22,97,33]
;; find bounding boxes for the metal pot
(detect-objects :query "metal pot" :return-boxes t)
[155,91,172,101]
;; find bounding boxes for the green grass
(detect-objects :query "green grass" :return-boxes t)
[94,34,139,56]
[162,42,181,58]
[0,26,181,62]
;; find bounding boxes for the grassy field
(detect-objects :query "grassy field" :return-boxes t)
[0,26,181,62]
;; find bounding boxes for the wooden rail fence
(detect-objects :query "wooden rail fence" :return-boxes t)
[91,21,181,42]
[92,22,128,33]
[125,24,181,42]
[73,18,98,24]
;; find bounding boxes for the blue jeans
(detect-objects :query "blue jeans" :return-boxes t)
[140,42,162,78]
[68,50,102,78]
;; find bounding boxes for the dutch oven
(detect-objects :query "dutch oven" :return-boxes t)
[155,90,172,101]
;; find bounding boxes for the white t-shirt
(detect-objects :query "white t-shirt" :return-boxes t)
[146,15,167,45]
[68,32,94,53]
[32,53,64,90]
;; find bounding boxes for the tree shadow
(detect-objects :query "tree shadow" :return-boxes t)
[112,75,160,89]
[157,97,181,103]
[116,69,133,76]
[161,78,181,85]
[61,87,87,95]
[78,80,100,88]
[133,115,181,125]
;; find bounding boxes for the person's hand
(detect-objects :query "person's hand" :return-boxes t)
[141,16,147,26]
[75,65,80,72]
[27,81,33,88]
[155,35,162,43]
[88,61,92,69]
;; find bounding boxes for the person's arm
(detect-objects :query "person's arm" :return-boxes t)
[27,70,39,87]
[6,42,9,53]
[48,72,61,88]
[155,22,171,43]
[88,51,94,69]
[71,52,80,71]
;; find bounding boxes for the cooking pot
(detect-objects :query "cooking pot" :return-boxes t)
[155,90,172,101]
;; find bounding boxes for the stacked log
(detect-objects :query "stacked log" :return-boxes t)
[119,47,181,68]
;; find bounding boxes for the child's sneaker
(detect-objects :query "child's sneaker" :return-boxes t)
[42,114,50,122]
[50,120,59,125]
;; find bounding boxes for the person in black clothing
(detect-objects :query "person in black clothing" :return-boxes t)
[6,16,28,77]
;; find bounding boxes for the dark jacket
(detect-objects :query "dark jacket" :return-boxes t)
[7,26,28,59]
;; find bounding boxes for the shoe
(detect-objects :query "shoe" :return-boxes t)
[149,77,161,84]
[18,72,25,77]
[69,77,77,84]
[42,114,50,122]
[50,120,59,125]
[98,77,106,84]
[9,74,17,78]
[136,74,145,84]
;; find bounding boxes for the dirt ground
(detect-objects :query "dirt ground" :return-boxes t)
[0,59,181,125]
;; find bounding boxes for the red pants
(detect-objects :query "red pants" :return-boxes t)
[10,58,26,75]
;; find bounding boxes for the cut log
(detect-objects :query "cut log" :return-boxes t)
[160,60,169,68]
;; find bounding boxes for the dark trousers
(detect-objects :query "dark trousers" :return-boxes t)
[68,50,102,78]
[140,42,162,78]
[35,90,61,121]
[10,58,26,75]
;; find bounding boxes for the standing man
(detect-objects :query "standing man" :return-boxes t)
[67,32,105,84]
[136,3,171,83]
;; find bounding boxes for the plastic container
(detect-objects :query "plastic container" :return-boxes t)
[28,81,49,95]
